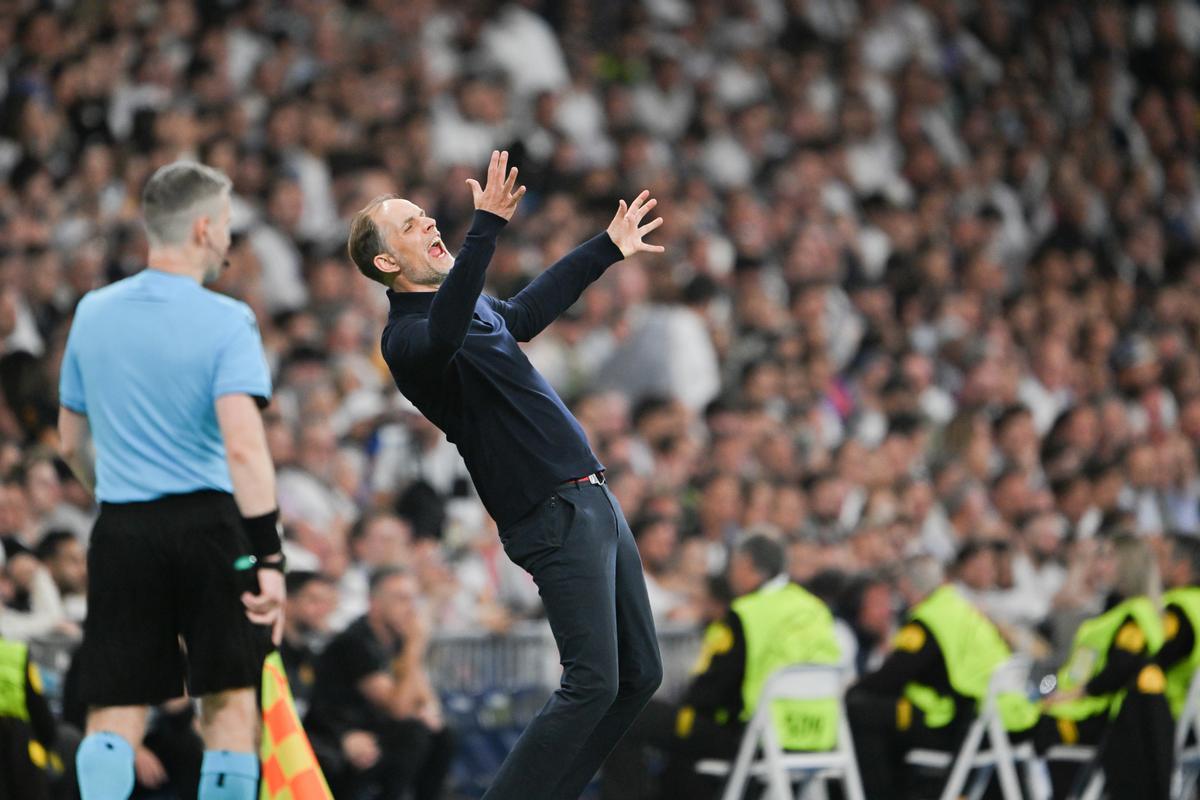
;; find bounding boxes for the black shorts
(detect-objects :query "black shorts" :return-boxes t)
[77,490,270,707]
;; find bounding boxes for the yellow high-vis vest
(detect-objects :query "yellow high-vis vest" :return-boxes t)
[1047,595,1164,721]
[903,585,1040,732]
[1164,587,1200,717]
[734,581,841,750]
[0,639,30,722]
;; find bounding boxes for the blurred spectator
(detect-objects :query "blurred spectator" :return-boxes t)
[331,512,412,630]
[306,568,452,800]
[32,530,85,624]
[281,571,338,718]
[0,544,74,642]
[632,513,700,625]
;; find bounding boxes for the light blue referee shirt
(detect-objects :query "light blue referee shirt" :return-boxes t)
[59,269,272,503]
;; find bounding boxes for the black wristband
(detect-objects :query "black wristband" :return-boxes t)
[242,509,282,558]
[257,554,286,573]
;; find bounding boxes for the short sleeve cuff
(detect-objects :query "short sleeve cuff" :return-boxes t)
[59,397,87,414]
[214,384,272,409]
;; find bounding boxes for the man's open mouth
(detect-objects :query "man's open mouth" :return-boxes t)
[429,239,446,258]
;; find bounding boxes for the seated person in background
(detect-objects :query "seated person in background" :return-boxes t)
[632,514,701,625]
[0,543,75,641]
[835,573,896,676]
[1156,533,1200,721]
[1042,535,1172,800]
[306,567,452,800]
[0,636,57,800]
[280,571,338,718]
[33,531,87,625]
[846,555,1042,800]
[603,534,840,800]
[331,512,412,631]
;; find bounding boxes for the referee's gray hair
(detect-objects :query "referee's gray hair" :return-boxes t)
[735,533,785,581]
[141,161,232,246]
[901,555,944,596]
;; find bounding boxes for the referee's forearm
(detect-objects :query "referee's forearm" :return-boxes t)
[227,443,276,517]
[216,394,277,518]
[64,451,95,496]
[57,407,95,496]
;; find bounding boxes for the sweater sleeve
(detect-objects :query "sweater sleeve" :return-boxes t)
[486,232,623,342]
[851,621,943,697]
[1086,616,1150,696]
[426,210,507,352]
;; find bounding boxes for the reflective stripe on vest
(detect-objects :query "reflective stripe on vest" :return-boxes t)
[734,582,841,750]
[1048,595,1164,721]
[1161,588,1200,718]
[0,639,30,722]
[903,585,1039,732]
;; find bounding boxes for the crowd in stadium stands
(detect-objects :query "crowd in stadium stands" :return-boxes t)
[0,0,1199,797]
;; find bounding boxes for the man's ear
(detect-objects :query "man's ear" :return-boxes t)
[373,252,401,276]
[192,213,211,247]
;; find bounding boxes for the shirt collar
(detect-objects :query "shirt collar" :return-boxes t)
[760,574,790,593]
[141,268,200,286]
[387,288,437,316]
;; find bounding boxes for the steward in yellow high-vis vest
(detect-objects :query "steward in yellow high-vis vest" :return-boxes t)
[613,534,840,800]
[1041,536,1172,800]
[0,638,58,800]
[1155,534,1200,719]
[846,555,1042,800]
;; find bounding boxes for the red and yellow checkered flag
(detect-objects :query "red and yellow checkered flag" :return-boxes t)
[260,651,333,800]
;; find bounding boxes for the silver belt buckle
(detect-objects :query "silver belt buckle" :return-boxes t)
[588,473,602,485]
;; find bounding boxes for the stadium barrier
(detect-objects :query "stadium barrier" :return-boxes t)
[27,622,702,797]
[426,620,702,700]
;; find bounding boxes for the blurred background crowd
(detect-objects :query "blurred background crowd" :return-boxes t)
[0,0,1199,794]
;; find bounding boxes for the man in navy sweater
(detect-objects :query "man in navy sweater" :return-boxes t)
[348,150,665,799]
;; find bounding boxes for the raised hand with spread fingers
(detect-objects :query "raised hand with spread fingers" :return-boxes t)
[466,149,526,221]
[606,189,666,258]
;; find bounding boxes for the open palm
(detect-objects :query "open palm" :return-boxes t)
[607,190,665,258]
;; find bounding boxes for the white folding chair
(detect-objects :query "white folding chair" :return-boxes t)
[1173,666,1200,799]
[694,664,866,800]
[1041,743,1104,800]
[904,656,1039,800]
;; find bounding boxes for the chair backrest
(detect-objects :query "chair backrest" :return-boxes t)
[932,657,1032,800]
[718,663,866,800]
[980,656,1032,714]
[758,664,846,704]
[1176,663,1200,752]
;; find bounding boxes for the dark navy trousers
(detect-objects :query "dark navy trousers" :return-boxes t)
[482,479,663,800]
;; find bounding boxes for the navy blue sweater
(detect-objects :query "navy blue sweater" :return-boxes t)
[381,210,623,528]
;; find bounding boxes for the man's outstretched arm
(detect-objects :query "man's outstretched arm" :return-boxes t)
[490,189,665,342]
[427,150,526,352]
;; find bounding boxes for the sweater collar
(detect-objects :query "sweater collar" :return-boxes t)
[387,288,436,316]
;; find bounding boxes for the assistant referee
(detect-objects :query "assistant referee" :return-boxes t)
[57,161,284,800]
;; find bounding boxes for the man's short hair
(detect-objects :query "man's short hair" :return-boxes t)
[735,533,785,581]
[34,530,76,562]
[285,570,333,597]
[1170,534,1200,582]
[141,160,231,246]
[348,195,400,287]
[368,565,411,595]
[902,555,944,596]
